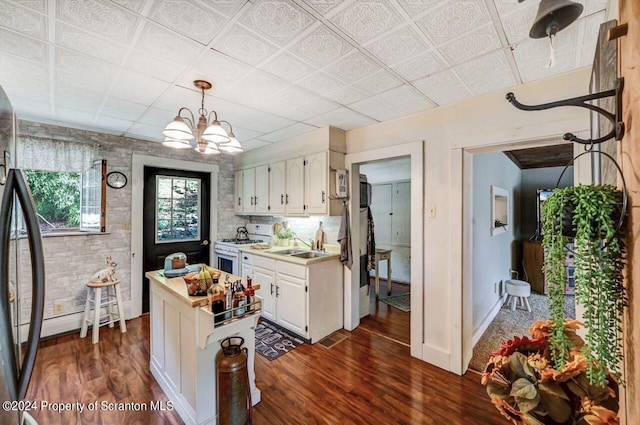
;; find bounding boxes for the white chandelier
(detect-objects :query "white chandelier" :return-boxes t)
[162,80,242,155]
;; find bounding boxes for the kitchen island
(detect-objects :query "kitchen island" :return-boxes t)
[145,268,261,425]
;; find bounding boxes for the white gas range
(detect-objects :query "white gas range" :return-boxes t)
[214,224,274,275]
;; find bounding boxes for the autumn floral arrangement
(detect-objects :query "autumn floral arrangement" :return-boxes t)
[481,319,619,425]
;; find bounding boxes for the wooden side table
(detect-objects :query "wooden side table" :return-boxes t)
[374,249,392,298]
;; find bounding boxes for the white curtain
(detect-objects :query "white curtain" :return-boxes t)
[16,136,97,173]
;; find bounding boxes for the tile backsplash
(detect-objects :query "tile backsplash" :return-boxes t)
[243,216,342,245]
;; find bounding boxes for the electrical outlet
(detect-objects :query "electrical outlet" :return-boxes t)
[53,302,64,315]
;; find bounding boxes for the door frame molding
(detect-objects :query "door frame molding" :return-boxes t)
[130,154,219,319]
[345,141,424,359]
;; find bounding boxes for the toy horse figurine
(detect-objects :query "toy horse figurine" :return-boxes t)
[91,256,117,283]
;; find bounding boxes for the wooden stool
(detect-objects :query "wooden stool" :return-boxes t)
[80,279,127,344]
[505,279,532,312]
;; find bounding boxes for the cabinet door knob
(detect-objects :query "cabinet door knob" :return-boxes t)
[238,197,241,206]
[276,285,280,297]
[285,194,289,204]
[270,283,274,295]
[281,194,284,205]
[322,191,325,203]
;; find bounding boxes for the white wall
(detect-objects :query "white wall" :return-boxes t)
[345,67,592,373]
[472,152,521,336]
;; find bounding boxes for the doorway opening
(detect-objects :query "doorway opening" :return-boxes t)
[345,141,423,359]
[464,142,581,372]
[358,157,412,346]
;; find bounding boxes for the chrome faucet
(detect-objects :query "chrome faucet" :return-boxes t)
[294,238,314,250]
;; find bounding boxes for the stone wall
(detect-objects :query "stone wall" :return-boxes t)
[15,120,240,324]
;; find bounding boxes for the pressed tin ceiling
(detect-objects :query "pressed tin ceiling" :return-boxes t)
[0,0,609,151]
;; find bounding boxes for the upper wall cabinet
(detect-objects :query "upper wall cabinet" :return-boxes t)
[285,157,305,215]
[235,166,269,214]
[305,152,327,215]
[233,127,346,217]
[234,150,344,217]
[269,161,286,215]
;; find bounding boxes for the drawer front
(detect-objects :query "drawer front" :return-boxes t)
[276,260,306,279]
[253,255,275,271]
[240,252,253,266]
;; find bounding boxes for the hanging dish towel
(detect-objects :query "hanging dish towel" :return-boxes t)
[337,203,352,269]
[367,207,376,271]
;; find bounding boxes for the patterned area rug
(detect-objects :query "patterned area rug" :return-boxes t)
[255,319,304,361]
[379,293,410,312]
[468,293,575,372]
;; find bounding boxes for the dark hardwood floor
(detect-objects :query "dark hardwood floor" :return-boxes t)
[24,313,506,425]
[359,279,411,346]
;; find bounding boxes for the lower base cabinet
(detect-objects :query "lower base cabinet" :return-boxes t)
[243,252,343,342]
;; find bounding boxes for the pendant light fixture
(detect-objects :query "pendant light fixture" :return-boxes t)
[162,80,243,155]
[528,0,584,68]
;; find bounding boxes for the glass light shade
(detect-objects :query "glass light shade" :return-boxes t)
[202,120,230,144]
[218,133,243,154]
[162,137,192,149]
[194,141,220,155]
[162,116,195,141]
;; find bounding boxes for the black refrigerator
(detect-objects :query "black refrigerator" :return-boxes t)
[0,85,45,425]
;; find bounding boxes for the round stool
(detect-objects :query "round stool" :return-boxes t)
[80,279,127,344]
[505,279,532,312]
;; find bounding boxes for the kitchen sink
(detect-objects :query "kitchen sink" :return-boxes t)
[265,248,307,255]
[289,251,329,259]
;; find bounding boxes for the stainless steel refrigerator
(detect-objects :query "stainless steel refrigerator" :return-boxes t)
[0,85,45,425]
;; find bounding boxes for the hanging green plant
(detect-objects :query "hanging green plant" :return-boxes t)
[541,184,627,387]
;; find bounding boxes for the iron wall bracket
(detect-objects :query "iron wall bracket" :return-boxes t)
[505,77,625,145]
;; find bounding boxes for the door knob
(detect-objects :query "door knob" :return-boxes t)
[200,240,209,246]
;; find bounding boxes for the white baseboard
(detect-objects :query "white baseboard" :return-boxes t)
[472,294,506,347]
[422,342,451,372]
[18,300,133,343]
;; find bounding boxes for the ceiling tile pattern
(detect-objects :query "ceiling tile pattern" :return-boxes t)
[239,0,315,45]
[0,0,610,150]
[330,0,404,42]
[148,1,228,44]
[0,1,48,40]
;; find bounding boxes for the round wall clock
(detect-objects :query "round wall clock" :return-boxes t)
[106,171,127,189]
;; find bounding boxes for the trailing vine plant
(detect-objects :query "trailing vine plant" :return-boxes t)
[541,188,572,368]
[542,184,626,387]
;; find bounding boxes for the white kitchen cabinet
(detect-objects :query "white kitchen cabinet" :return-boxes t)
[234,171,243,213]
[254,164,270,214]
[239,250,343,342]
[304,151,328,215]
[242,167,256,214]
[269,161,286,215]
[254,266,276,322]
[240,252,253,281]
[275,262,307,337]
[235,150,344,216]
[285,157,305,214]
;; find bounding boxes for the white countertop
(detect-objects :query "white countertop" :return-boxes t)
[238,244,341,265]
